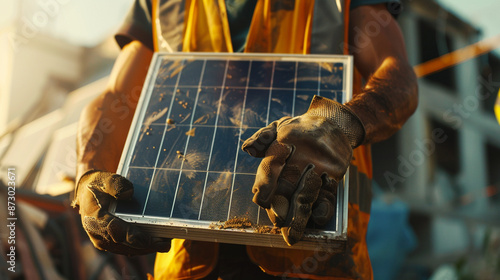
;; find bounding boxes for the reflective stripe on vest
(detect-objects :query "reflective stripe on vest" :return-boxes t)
[495,89,500,125]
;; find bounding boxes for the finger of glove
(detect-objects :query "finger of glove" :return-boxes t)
[93,241,169,256]
[252,142,292,208]
[77,184,114,217]
[85,186,169,251]
[108,216,171,252]
[311,174,338,226]
[281,165,322,246]
[266,195,289,226]
[242,118,289,158]
[83,215,171,255]
[89,171,134,200]
[267,165,301,226]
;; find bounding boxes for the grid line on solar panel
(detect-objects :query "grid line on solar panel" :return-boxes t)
[169,59,208,218]
[264,61,274,126]
[140,59,185,216]
[198,60,230,220]
[227,59,253,221]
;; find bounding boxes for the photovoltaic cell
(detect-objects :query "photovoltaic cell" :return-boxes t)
[113,53,353,250]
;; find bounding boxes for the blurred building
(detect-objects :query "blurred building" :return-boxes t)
[0,33,118,192]
[0,1,123,193]
[372,0,500,278]
[0,2,140,279]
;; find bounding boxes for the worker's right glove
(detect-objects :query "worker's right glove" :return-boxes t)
[242,96,365,245]
[72,170,171,255]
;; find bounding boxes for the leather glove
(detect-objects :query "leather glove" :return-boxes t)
[72,170,171,255]
[242,96,365,245]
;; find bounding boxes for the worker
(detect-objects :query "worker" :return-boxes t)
[72,0,418,279]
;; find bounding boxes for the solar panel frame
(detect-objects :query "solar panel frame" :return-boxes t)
[111,52,353,251]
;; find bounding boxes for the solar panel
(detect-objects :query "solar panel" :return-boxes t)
[111,53,353,251]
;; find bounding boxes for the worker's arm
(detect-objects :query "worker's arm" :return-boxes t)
[76,40,152,178]
[242,4,418,245]
[347,4,418,144]
[73,41,171,255]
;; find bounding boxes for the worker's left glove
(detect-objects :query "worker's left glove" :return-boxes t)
[242,96,365,245]
[72,170,171,255]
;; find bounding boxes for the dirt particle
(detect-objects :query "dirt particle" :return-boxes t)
[254,225,281,234]
[209,217,281,235]
[178,101,189,109]
[210,217,253,230]
[176,150,186,160]
[185,128,196,137]
[167,118,175,124]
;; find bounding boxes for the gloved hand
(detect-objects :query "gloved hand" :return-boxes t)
[72,170,171,255]
[242,96,365,245]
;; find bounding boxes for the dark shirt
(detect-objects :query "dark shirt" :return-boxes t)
[115,0,401,51]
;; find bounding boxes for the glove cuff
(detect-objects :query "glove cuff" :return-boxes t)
[306,96,365,148]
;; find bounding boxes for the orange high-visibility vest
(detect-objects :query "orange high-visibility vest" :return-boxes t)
[151,0,373,279]
[495,89,500,125]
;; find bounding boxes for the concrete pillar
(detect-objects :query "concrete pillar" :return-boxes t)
[397,10,430,201]
[454,35,488,214]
